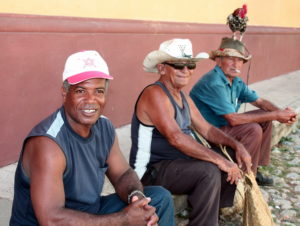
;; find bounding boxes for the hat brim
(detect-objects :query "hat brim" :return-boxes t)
[143,50,209,73]
[67,71,113,85]
[210,48,252,62]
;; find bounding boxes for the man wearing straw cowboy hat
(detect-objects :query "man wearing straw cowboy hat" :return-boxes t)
[190,37,297,186]
[129,38,253,226]
[10,50,175,226]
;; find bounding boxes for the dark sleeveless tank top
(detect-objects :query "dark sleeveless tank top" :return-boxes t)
[10,106,115,225]
[129,81,193,179]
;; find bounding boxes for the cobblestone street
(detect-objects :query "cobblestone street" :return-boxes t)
[219,121,300,226]
[177,122,300,226]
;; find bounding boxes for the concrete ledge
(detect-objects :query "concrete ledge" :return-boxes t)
[0,198,12,224]
[173,195,189,215]
[272,107,300,146]
[0,163,16,200]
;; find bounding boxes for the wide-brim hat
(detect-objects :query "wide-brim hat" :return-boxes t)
[63,50,113,85]
[143,38,209,73]
[210,37,252,62]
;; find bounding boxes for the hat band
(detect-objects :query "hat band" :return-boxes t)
[211,48,251,61]
[67,71,113,84]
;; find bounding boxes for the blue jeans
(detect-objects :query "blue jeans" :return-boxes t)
[98,186,175,226]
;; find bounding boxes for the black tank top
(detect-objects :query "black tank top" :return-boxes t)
[129,81,193,179]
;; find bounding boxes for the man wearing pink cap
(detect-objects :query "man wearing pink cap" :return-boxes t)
[10,50,174,226]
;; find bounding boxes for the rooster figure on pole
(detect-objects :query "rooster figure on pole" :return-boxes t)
[227,4,248,41]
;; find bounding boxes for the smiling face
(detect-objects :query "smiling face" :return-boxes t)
[62,78,107,136]
[216,56,244,82]
[158,61,195,89]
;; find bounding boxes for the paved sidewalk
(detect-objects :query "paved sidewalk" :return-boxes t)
[1,70,299,225]
[239,70,300,112]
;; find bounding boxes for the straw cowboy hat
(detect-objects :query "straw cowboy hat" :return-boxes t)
[143,38,209,73]
[210,37,252,62]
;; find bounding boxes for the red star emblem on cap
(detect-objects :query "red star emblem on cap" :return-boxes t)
[83,58,96,68]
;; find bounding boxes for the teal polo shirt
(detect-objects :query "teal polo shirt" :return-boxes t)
[190,66,258,127]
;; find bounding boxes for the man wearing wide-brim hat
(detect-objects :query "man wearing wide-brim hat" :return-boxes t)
[129,38,254,226]
[190,37,297,186]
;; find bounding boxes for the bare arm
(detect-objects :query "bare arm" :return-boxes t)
[223,98,297,126]
[23,136,156,226]
[105,135,144,202]
[187,97,252,173]
[137,86,242,183]
[106,136,158,225]
[251,97,280,111]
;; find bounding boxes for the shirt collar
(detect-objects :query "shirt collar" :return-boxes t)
[214,66,230,85]
[214,65,241,85]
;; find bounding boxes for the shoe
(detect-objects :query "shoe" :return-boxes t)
[256,171,274,186]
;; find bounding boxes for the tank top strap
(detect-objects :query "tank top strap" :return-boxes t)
[180,90,191,115]
[134,82,157,113]
[155,81,187,111]
[155,81,191,133]
[134,81,179,111]
[134,81,190,121]
[155,81,177,108]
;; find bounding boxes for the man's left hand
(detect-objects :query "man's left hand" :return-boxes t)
[131,196,159,226]
[284,107,297,125]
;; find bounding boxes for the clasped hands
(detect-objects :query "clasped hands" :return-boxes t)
[123,195,158,226]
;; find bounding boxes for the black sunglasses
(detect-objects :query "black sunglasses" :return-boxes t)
[163,62,196,70]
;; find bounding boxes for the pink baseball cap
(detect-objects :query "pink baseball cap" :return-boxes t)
[62,50,113,85]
